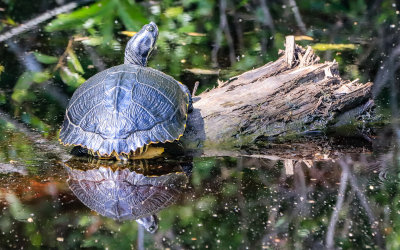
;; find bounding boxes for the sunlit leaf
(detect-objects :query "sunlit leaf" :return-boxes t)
[185,68,219,75]
[120,31,137,37]
[186,32,207,37]
[312,43,357,51]
[164,6,183,18]
[67,49,84,74]
[32,71,51,83]
[81,36,103,46]
[59,67,85,88]
[83,18,96,29]
[294,35,314,41]
[45,0,113,32]
[5,16,17,26]
[0,65,4,75]
[33,52,58,64]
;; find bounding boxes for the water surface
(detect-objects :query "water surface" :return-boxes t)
[0,123,397,249]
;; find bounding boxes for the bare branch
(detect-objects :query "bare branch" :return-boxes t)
[348,166,385,248]
[259,0,275,30]
[212,0,236,66]
[287,0,307,34]
[0,1,88,43]
[325,159,349,249]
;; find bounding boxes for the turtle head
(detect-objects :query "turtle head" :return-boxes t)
[124,22,158,66]
[136,215,159,233]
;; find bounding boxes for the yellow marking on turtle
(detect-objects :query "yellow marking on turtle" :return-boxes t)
[64,162,186,179]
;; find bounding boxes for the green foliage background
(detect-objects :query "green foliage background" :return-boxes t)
[0,0,399,249]
[0,0,398,136]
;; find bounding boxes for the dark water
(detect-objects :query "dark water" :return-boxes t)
[0,123,398,249]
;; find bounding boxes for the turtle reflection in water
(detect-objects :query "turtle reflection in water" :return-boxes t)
[59,22,192,160]
[64,159,189,233]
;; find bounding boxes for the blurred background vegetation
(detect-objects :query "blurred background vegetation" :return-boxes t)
[0,0,399,137]
[0,0,400,249]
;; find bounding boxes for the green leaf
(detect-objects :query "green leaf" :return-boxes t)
[45,0,112,32]
[21,113,50,134]
[99,11,115,44]
[33,52,58,64]
[5,194,31,221]
[59,67,85,88]
[164,6,183,18]
[81,36,103,46]
[0,65,4,75]
[67,49,84,74]
[312,43,357,51]
[12,71,35,103]
[116,0,148,31]
[5,16,16,26]
[32,71,51,83]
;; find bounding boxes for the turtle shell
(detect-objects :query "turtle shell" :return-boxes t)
[65,164,187,221]
[59,64,189,156]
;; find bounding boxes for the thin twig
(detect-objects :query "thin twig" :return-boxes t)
[192,81,199,97]
[236,157,250,247]
[372,42,400,97]
[348,168,385,248]
[0,1,89,43]
[259,0,275,30]
[287,0,307,34]
[211,30,222,67]
[233,11,244,51]
[294,161,310,215]
[220,0,236,65]
[54,38,74,71]
[212,0,236,67]
[325,158,349,249]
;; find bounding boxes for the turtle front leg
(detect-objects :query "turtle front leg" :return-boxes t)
[71,146,89,156]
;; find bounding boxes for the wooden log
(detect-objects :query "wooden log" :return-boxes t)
[0,37,375,161]
[182,37,374,154]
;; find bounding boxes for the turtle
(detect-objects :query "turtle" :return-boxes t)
[64,160,188,233]
[59,22,192,160]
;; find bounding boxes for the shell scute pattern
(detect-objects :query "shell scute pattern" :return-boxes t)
[59,64,189,156]
[66,167,182,220]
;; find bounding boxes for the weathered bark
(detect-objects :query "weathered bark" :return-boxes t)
[182,36,374,153]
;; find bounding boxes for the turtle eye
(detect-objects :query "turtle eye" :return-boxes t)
[146,25,154,32]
